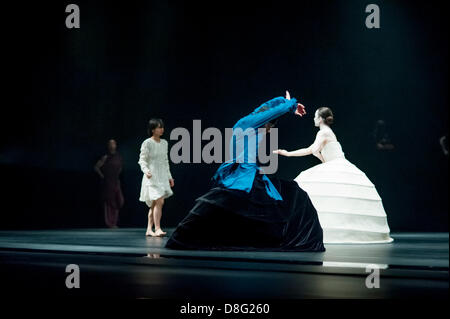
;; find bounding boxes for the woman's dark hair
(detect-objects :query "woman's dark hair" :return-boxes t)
[148,118,164,136]
[268,118,279,127]
[317,107,334,126]
[254,104,289,128]
[254,105,279,128]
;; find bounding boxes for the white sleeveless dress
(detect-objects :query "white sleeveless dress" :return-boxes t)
[138,138,173,207]
[294,141,393,244]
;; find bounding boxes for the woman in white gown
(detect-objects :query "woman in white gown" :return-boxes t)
[273,107,393,244]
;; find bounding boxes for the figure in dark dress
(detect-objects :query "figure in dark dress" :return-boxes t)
[94,139,124,228]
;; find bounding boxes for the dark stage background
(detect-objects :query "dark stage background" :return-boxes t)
[1,0,448,231]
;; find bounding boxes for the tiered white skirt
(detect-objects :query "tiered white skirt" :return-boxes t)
[295,158,393,244]
[139,175,173,208]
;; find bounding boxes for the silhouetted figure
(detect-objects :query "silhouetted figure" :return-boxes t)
[94,139,124,228]
[440,135,448,157]
[373,120,395,151]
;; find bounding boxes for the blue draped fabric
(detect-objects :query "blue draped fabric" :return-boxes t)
[212,96,298,200]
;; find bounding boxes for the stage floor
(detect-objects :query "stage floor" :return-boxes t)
[0,228,448,298]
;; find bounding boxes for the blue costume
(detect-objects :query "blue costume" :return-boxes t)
[212,96,298,201]
[165,95,325,252]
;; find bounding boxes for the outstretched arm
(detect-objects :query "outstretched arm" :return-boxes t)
[274,131,327,157]
[237,97,296,129]
[236,91,305,130]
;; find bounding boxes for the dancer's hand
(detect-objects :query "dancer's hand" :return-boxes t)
[169,178,175,187]
[295,103,306,117]
[273,149,290,157]
[146,171,152,179]
[285,90,291,100]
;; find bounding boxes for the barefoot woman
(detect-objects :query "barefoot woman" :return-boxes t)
[138,118,175,237]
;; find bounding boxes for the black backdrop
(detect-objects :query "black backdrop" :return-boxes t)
[1,0,448,231]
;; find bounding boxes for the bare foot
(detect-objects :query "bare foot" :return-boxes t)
[154,228,167,237]
[145,230,156,237]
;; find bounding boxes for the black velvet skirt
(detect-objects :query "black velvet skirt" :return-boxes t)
[165,173,325,252]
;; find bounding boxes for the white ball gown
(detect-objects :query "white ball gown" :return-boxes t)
[294,141,393,244]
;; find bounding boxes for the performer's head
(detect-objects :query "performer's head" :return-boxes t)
[254,105,280,133]
[264,121,276,133]
[107,139,117,154]
[148,118,165,137]
[314,107,334,127]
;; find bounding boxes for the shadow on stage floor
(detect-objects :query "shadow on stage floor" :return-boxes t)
[0,228,448,298]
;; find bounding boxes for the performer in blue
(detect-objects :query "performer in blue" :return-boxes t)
[166,91,325,251]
